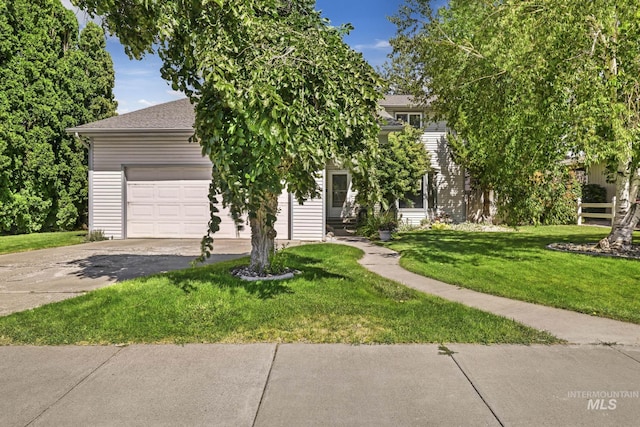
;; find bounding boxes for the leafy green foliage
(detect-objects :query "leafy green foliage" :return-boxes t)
[353,124,431,214]
[358,210,399,239]
[387,0,640,236]
[581,183,608,214]
[582,184,608,204]
[498,168,582,226]
[74,0,383,272]
[0,244,559,345]
[0,1,116,234]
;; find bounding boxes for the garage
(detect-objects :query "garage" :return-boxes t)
[126,167,249,239]
[69,99,301,240]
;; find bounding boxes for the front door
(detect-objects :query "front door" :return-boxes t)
[328,171,351,218]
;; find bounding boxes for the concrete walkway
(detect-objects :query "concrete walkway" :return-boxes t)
[1,343,639,426]
[336,236,640,346]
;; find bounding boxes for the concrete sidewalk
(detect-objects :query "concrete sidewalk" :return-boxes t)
[1,344,638,426]
[336,237,640,346]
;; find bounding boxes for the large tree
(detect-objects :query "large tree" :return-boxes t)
[388,0,640,246]
[0,1,116,233]
[73,0,383,273]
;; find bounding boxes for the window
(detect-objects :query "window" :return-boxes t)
[399,178,424,209]
[395,112,423,129]
[427,172,437,209]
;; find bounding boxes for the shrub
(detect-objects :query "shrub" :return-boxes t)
[497,168,581,225]
[357,210,398,239]
[85,229,108,242]
[581,184,607,214]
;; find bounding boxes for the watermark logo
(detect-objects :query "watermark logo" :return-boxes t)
[567,390,639,410]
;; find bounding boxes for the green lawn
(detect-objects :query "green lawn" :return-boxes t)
[0,231,87,255]
[386,225,640,324]
[0,244,559,345]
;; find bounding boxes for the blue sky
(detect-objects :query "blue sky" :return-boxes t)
[62,1,442,114]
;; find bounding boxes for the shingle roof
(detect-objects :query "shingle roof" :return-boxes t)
[380,94,417,108]
[68,95,421,134]
[67,98,195,133]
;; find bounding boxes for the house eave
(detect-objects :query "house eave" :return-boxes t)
[66,128,194,137]
[380,125,404,134]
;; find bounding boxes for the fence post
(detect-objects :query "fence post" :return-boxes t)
[577,197,582,225]
[611,196,616,226]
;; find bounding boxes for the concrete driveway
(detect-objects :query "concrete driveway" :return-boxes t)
[0,239,254,316]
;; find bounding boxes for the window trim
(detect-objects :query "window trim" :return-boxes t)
[395,112,423,129]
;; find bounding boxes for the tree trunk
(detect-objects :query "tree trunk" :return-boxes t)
[249,192,279,274]
[601,161,640,250]
[482,188,492,223]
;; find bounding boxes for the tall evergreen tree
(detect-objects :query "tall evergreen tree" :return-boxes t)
[0,0,116,234]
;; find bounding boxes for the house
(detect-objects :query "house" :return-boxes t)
[67,96,466,240]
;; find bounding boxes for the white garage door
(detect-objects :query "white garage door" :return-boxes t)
[126,167,248,238]
[125,167,289,239]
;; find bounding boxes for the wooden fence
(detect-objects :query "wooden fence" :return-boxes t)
[577,197,616,226]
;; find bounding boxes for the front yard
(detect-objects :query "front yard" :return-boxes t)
[0,244,558,345]
[386,225,640,324]
[0,231,86,255]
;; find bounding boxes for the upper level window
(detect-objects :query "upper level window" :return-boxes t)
[395,112,422,129]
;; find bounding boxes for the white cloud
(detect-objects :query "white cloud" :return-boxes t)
[120,69,155,77]
[353,39,391,52]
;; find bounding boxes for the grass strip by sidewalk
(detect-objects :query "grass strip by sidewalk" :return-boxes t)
[0,231,86,255]
[386,225,640,324]
[0,244,559,345]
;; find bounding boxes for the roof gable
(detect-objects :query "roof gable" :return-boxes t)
[68,98,195,132]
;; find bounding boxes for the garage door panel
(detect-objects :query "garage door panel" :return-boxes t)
[156,204,181,218]
[183,186,207,200]
[128,204,154,217]
[157,186,181,199]
[183,204,209,218]
[128,185,155,201]
[155,222,183,236]
[128,222,154,236]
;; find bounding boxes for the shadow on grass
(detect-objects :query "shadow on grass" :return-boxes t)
[390,229,611,266]
[68,253,246,282]
[163,252,348,300]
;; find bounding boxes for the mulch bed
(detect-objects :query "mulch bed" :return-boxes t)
[547,242,640,260]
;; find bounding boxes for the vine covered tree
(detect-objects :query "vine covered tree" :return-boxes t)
[388,0,640,246]
[73,0,383,273]
[0,1,116,233]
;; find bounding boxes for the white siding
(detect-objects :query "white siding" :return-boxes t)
[587,163,617,202]
[273,189,290,240]
[92,171,124,239]
[421,122,466,223]
[93,134,210,171]
[399,210,427,226]
[291,171,325,240]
